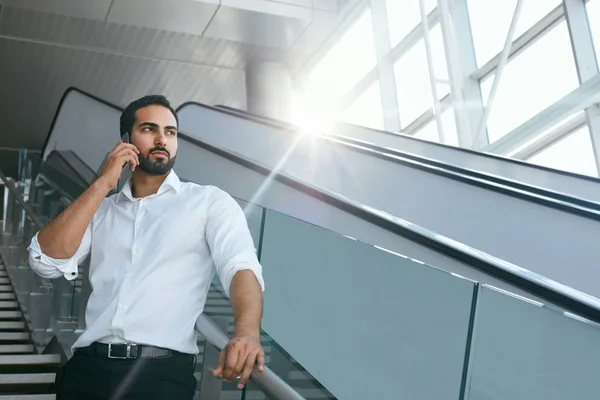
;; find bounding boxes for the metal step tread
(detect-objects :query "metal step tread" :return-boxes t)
[0,310,21,318]
[0,301,18,309]
[0,321,25,329]
[0,344,34,353]
[0,373,55,385]
[0,395,56,400]
[0,355,60,365]
[0,293,15,300]
[0,285,14,292]
[0,332,29,341]
[0,278,9,284]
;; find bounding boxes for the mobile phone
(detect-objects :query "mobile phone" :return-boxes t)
[120,132,131,170]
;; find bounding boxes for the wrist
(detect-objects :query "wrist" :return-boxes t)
[92,176,113,194]
[234,325,260,340]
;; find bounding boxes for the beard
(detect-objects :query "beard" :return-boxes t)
[138,148,176,175]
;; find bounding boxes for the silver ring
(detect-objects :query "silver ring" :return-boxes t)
[218,375,242,380]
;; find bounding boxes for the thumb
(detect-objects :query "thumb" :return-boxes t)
[212,348,227,376]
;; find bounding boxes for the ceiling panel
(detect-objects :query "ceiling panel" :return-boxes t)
[0,7,288,69]
[0,0,111,19]
[204,4,311,49]
[0,37,246,153]
[221,0,312,18]
[106,0,219,36]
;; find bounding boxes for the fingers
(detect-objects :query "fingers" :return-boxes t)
[111,141,140,155]
[222,345,240,381]
[126,155,137,172]
[237,350,259,389]
[212,349,227,377]
[115,149,139,171]
[215,338,265,389]
[115,147,140,160]
[256,350,265,372]
[115,149,139,164]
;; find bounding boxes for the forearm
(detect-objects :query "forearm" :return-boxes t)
[37,177,111,259]
[230,269,264,339]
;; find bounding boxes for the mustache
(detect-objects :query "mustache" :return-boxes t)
[148,147,170,157]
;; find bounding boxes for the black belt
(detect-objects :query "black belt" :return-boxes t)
[75,342,180,359]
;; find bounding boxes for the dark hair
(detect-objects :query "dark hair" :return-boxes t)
[120,95,179,137]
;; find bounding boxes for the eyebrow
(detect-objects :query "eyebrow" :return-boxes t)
[138,122,178,131]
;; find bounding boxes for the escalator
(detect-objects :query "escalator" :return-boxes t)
[6,87,597,399]
[175,101,600,301]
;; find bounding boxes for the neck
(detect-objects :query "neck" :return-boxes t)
[130,169,170,198]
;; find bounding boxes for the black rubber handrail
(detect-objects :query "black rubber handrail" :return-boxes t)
[42,88,600,325]
[203,104,600,220]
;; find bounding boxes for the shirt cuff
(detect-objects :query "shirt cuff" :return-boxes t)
[28,233,79,280]
[219,254,265,298]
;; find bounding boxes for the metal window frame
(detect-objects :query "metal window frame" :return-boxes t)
[304,0,600,173]
[563,0,600,175]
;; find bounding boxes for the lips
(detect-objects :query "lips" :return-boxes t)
[151,151,168,158]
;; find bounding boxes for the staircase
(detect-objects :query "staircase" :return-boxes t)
[0,260,59,400]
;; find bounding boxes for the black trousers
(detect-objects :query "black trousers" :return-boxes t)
[55,350,197,400]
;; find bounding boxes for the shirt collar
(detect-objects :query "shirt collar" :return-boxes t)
[118,170,181,202]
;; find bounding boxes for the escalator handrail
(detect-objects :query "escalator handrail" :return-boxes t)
[213,105,600,213]
[42,88,600,324]
[212,104,600,185]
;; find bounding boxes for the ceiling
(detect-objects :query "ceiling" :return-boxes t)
[0,0,359,176]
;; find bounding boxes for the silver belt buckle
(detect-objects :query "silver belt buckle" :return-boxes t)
[108,343,137,359]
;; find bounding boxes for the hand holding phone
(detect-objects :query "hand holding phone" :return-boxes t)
[97,134,140,190]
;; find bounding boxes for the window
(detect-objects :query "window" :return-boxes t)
[480,21,578,143]
[413,109,458,146]
[586,0,600,59]
[394,24,449,128]
[339,82,385,130]
[303,9,377,119]
[386,0,437,48]
[527,126,598,177]
[468,0,563,66]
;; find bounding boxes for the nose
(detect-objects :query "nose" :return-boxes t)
[155,132,167,147]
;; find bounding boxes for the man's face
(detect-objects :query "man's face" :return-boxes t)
[131,105,178,175]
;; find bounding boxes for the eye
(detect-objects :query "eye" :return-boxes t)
[142,127,152,132]
[168,131,177,136]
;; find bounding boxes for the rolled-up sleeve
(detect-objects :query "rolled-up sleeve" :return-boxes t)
[206,189,265,297]
[27,224,92,281]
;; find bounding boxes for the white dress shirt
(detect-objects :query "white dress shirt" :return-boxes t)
[28,170,265,354]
